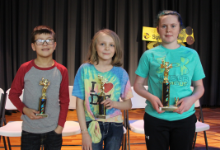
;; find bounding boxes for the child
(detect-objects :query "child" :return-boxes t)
[134,10,205,150]
[9,25,69,150]
[72,29,133,150]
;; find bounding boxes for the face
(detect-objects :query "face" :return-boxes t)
[157,15,181,45]
[31,33,56,58]
[95,33,116,63]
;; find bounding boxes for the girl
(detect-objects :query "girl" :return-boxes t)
[72,29,133,150]
[134,10,205,150]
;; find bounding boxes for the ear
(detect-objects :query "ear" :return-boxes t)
[157,27,159,34]
[31,43,36,51]
[53,42,57,50]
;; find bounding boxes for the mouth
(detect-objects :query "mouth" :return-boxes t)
[165,35,172,37]
[42,48,50,51]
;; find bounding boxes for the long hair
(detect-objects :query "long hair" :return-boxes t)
[87,29,122,66]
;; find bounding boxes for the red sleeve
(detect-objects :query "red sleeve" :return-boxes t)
[9,61,32,112]
[56,63,70,127]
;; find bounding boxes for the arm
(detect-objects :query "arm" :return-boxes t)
[133,75,164,113]
[102,98,132,110]
[174,79,204,114]
[57,68,70,132]
[76,98,92,150]
[9,67,26,113]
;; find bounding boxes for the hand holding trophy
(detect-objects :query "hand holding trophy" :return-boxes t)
[36,77,50,117]
[96,75,108,119]
[159,60,179,111]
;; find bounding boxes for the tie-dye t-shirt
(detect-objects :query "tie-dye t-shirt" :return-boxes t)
[72,63,133,123]
[135,45,205,121]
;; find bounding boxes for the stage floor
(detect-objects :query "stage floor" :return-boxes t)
[1,107,220,150]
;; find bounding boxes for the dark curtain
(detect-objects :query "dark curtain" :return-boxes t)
[0,0,220,106]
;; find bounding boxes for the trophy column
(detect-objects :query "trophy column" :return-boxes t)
[162,81,170,107]
[96,75,108,119]
[36,77,49,117]
[160,60,178,111]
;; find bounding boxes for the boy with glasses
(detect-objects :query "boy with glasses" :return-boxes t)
[9,25,69,150]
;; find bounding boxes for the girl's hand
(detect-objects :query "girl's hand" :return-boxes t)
[23,107,42,120]
[101,98,115,109]
[148,96,165,114]
[82,132,92,150]
[173,97,194,114]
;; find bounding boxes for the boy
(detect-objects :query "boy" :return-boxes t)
[9,25,69,150]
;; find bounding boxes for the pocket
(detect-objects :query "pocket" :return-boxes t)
[112,122,123,127]
[52,130,62,135]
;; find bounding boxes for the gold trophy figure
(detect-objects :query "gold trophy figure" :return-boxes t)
[175,97,180,107]
[96,75,108,119]
[36,78,50,117]
[160,60,178,111]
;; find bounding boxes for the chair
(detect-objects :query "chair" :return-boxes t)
[124,86,148,150]
[61,86,81,146]
[0,88,23,150]
[192,87,210,150]
[0,87,81,149]
[0,88,9,149]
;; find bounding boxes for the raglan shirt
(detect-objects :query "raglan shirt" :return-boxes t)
[72,63,133,123]
[135,45,205,121]
[9,60,69,133]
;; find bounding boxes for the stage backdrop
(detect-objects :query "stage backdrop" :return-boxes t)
[0,0,220,106]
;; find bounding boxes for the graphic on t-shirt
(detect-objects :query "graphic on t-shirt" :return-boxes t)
[89,81,112,105]
[157,56,189,75]
[156,56,190,87]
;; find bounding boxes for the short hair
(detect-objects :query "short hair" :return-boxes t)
[156,10,184,28]
[87,29,122,66]
[31,25,56,43]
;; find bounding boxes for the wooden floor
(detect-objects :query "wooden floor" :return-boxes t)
[1,107,220,150]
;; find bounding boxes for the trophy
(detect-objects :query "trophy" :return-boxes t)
[36,78,50,117]
[159,60,178,111]
[96,75,108,119]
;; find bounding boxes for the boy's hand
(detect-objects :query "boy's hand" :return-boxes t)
[101,98,115,109]
[23,107,43,120]
[54,125,63,134]
[148,96,165,114]
[82,132,92,150]
[173,97,194,114]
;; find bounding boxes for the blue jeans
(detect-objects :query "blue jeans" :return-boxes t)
[86,121,123,150]
[21,130,62,150]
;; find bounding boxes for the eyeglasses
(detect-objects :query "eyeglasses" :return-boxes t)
[35,39,54,45]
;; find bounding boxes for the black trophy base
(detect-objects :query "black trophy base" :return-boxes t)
[36,114,48,117]
[96,114,106,119]
[159,105,178,111]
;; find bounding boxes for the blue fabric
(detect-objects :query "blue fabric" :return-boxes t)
[86,121,123,150]
[135,45,205,121]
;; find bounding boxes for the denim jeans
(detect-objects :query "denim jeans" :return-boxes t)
[86,121,123,150]
[21,130,62,150]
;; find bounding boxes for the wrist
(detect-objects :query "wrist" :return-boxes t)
[81,129,88,134]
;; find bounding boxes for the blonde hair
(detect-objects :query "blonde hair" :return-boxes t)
[87,29,122,66]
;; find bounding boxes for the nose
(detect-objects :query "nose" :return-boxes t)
[166,26,170,33]
[43,40,48,45]
[105,45,109,50]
